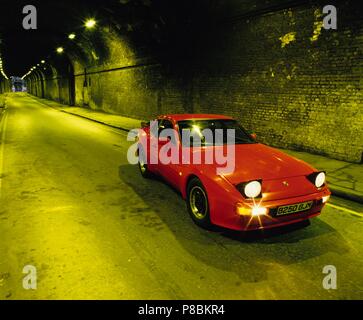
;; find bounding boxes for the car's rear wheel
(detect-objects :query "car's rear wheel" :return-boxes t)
[138,147,152,178]
[186,177,212,228]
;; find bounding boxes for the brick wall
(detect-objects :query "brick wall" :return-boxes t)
[192,1,363,163]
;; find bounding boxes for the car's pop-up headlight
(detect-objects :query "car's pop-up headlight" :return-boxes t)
[307,171,326,188]
[236,180,262,198]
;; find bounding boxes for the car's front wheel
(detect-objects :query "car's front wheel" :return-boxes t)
[186,177,212,229]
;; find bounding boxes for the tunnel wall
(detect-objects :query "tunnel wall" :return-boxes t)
[0,94,6,107]
[73,63,192,119]
[68,29,193,119]
[193,3,363,163]
[0,78,10,107]
[28,65,75,105]
[0,79,11,94]
[27,1,362,163]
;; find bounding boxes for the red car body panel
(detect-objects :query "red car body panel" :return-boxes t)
[138,114,331,231]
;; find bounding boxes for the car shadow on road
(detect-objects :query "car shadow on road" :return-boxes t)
[118,164,350,282]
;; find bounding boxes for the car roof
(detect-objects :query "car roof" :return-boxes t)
[160,114,234,121]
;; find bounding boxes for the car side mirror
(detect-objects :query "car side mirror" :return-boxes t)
[250,133,257,140]
[140,121,148,128]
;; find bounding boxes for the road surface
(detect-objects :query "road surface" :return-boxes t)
[0,93,362,299]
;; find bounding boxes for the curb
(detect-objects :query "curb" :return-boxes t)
[329,185,363,204]
[32,96,135,132]
[59,110,132,132]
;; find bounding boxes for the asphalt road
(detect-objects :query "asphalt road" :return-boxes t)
[0,93,362,299]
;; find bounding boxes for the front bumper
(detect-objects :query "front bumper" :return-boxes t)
[238,189,331,231]
[210,187,331,231]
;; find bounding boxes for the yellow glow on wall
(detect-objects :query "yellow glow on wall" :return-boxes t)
[279,32,297,48]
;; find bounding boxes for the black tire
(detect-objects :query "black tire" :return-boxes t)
[138,147,152,178]
[186,177,212,229]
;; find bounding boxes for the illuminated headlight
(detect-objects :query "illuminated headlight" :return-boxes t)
[237,180,262,198]
[307,171,326,188]
[235,203,268,216]
[251,206,268,216]
[315,172,326,188]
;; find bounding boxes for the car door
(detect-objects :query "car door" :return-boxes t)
[157,119,181,188]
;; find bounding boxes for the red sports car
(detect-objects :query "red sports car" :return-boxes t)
[136,114,331,231]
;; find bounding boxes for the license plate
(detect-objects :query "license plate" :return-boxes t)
[276,201,313,216]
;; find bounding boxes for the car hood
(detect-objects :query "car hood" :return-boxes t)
[198,143,315,185]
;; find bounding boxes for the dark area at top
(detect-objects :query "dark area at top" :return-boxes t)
[0,0,320,77]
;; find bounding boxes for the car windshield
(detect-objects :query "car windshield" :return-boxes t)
[177,119,256,146]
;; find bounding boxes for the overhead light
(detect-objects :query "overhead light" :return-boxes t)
[85,19,96,29]
[41,60,45,64]
[56,47,64,54]
[68,33,76,40]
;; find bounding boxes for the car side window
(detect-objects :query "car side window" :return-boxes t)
[159,119,177,144]
[159,119,174,133]
[150,119,172,137]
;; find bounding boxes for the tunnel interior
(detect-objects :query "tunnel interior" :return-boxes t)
[0,0,362,163]
[0,0,363,302]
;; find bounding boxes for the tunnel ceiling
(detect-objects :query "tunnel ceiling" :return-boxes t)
[0,0,307,77]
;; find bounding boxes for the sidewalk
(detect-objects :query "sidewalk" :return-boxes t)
[281,149,363,204]
[33,95,363,204]
[33,97,141,131]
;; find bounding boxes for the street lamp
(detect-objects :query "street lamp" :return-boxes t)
[68,33,76,40]
[85,19,96,29]
[56,47,64,54]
